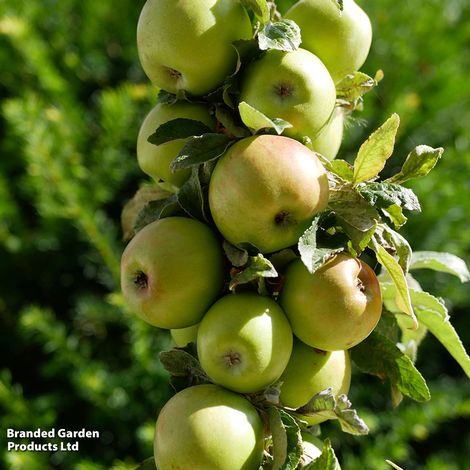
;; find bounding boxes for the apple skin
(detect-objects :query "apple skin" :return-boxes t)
[171,323,200,347]
[154,384,264,470]
[197,293,293,393]
[310,107,344,161]
[280,254,382,351]
[120,217,225,329]
[239,48,336,142]
[209,135,329,254]
[137,102,215,188]
[280,340,351,409]
[286,0,372,83]
[137,0,252,96]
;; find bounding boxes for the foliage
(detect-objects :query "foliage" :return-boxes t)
[0,0,469,468]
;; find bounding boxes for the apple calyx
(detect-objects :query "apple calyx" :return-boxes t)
[133,270,149,290]
[274,82,294,98]
[312,348,328,356]
[224,351,242,367]
[274,210,296,226]
[356,276,366,293]
[165,66,183,84]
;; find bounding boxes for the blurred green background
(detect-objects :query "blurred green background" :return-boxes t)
[1,0,469,468]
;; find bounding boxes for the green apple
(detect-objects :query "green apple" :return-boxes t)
[197,293,293,393]
[280,254,382,350]
[154,384,264,470]
[137,101,215,188]
[239,48,336,142]
[286,0,372,83]
[171,323,200,347]
[209,135,329,253]
[280,339,351,409]
[310,107,344,161]
[120,217,225,329]
[137,0,252,96]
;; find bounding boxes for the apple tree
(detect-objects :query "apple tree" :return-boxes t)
[120,1,470,469]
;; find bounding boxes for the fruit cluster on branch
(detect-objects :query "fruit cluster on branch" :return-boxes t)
[119,1,470,469]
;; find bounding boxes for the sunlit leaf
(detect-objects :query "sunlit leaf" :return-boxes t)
[353,114,400,185]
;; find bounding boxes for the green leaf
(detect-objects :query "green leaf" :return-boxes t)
[298,217,343,274]
[133,194,180,234]
[223,241,249,267]
[156,90,178,105]
[159,348,208,380]
[410,251,470,282]
[296,389,369,436]
[177,163,214,222]
[170,133,232,171]
[240,0,270,23]
[215,105,251,138]
[328,160,354,182]
[268,407,303,470]
[328,182,380,254]
[335,72,377,110]
[357,182,421,212]
[374,223,412,273]
[336,71,376,97]
[329,185,380,233]
[370,237,418,329]
[379,281,428,359]
[304,439,341,470]
[382,204,408,229]
[374,311,401,344]
[134,457,157,470]
[386,145,444,184]
[409,289,470,378]
[351,331,431,403]
[258,20,302,52]
[353,113,400,185]
[147,118,213,146]
[121,186,174,241]
[229,254,278,291]
[238,101,292,134]
[358,182,420,229]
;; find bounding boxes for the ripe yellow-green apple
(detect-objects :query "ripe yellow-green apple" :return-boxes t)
[137,0,252,96]
[239,48,336,142]
[197,293,293,393]
[171,323,200,347]
[137,101,215,188]
[120,217,224,329]
[310,107,344,160]
[300,433,323,464]
[280,254,382,350]
[154,384,264,470]
[280,340,351,409]
[209,135,329,253]
[286,0,373,83]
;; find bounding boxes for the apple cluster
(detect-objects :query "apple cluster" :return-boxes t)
[122,1,379,469]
